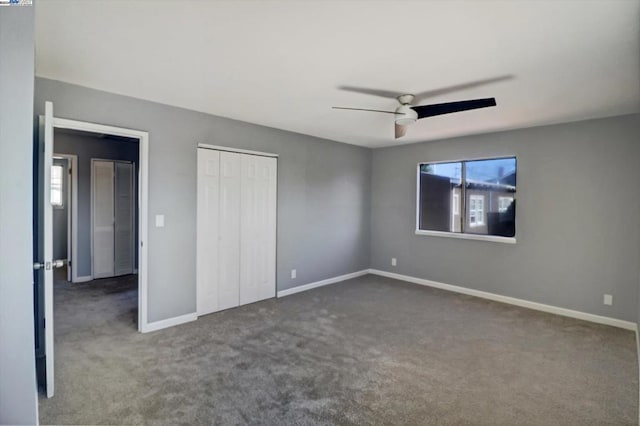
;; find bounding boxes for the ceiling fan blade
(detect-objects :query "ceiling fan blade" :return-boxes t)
[332,106,402,115]
[395,123,407,139]
[337,86,402,99]
[413,75,513,103]
[412,98,497,119]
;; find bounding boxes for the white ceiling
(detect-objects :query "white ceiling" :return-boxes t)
[35,0,640,148]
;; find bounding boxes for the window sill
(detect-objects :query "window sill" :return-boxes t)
[415,229,516,244]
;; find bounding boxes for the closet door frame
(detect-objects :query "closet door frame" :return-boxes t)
[91,158,136,280]
[196,143,278,317]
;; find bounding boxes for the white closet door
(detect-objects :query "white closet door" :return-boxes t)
[114,162,134,276]
[92,160,115,279]
[197,149,221,315]
[218,151,242,311]
[240,154,277,305]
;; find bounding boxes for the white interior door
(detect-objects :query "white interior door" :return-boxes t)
[218,151,242,311]
[39,101,56,398]
[114,162,134,276]
[240,155,277,305]
[197,149,221,315]
[92,160,115,279]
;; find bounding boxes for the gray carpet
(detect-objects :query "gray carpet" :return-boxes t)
[39,271,638,425]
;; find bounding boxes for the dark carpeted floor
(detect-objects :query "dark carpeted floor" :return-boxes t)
[39,271,638,425]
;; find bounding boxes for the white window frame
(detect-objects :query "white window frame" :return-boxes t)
[468,195,485,227]
[499,196,513,213]
[415,156,517,244]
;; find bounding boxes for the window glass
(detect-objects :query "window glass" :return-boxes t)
[418,157,516,238]
[464,158,516,236]
[51,165,64,207]
[418,162,462,232]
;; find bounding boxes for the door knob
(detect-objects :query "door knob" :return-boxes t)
[33,260,66,270]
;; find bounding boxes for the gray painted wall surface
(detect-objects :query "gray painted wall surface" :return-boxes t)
[54,131,139,277]
[0,5,39,425]
[371,114,640,322]
[53,158,69,260]
[35,78,372,323]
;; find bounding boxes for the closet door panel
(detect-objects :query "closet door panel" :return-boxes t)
[240,155,277,305]
[114,162,134,276]
[218,151,242,311]
[92,160,115,279]
[197,149,220,315]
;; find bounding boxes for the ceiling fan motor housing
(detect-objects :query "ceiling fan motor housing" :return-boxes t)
[395,103,418,126]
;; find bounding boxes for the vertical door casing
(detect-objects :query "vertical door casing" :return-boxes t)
[114,162,134,276]
[218,151,242,311]
[92,160,115,279]
[240,155,277,305]
[197,149,221,315]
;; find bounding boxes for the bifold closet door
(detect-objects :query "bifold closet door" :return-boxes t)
[197,149,221,315]
[197,147,276,316]
[218,152,242,310]
[197,149,242,315]
[240,154,277,305]
[92,160,115,279]
[114,162,134,276]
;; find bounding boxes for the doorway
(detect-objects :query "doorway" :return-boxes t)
[34,102,150,398]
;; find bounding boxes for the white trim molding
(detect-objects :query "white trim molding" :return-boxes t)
[277,269,369,298]
[415,229,516,244]
[141,312,197,333]
[369,269,637,331]
[74,275,93,283]
[198,143,278,158]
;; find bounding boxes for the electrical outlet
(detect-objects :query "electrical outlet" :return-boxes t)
[391,258,397,266]
[603,294,613,306]
[291,269,297,279]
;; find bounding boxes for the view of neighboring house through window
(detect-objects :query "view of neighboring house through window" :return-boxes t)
[51,164,64,208]
[469,195,485,227]
[499,196,514,213]
[417,157,516,237]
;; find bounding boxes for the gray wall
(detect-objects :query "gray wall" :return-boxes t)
[35,78,372,323]
[54,130,139,277]
[0,5,39,425]
[53,158,69,260]
[371,114,640,322]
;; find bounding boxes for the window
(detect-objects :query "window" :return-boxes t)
[417,157,516,239]
[469,195,484,226]
[499,196,514,213]
[51,164,64,208]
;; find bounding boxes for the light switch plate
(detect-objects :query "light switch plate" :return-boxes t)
[291,269,297,279]
[155,215,165,228]
[603,294,613,306]
[391,258,397,266]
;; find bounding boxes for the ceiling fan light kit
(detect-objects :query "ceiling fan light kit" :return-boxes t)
[394,99,418,126]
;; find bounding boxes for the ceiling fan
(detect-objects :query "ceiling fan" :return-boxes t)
[333,75,511,139]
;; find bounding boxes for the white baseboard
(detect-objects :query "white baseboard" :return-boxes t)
[277,269,369,298]
[369,269,637,331]
[141,312,197,333]
[74,275,92,283]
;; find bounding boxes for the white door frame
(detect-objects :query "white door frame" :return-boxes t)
[53,153,78,283]
[51,117,150,333]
